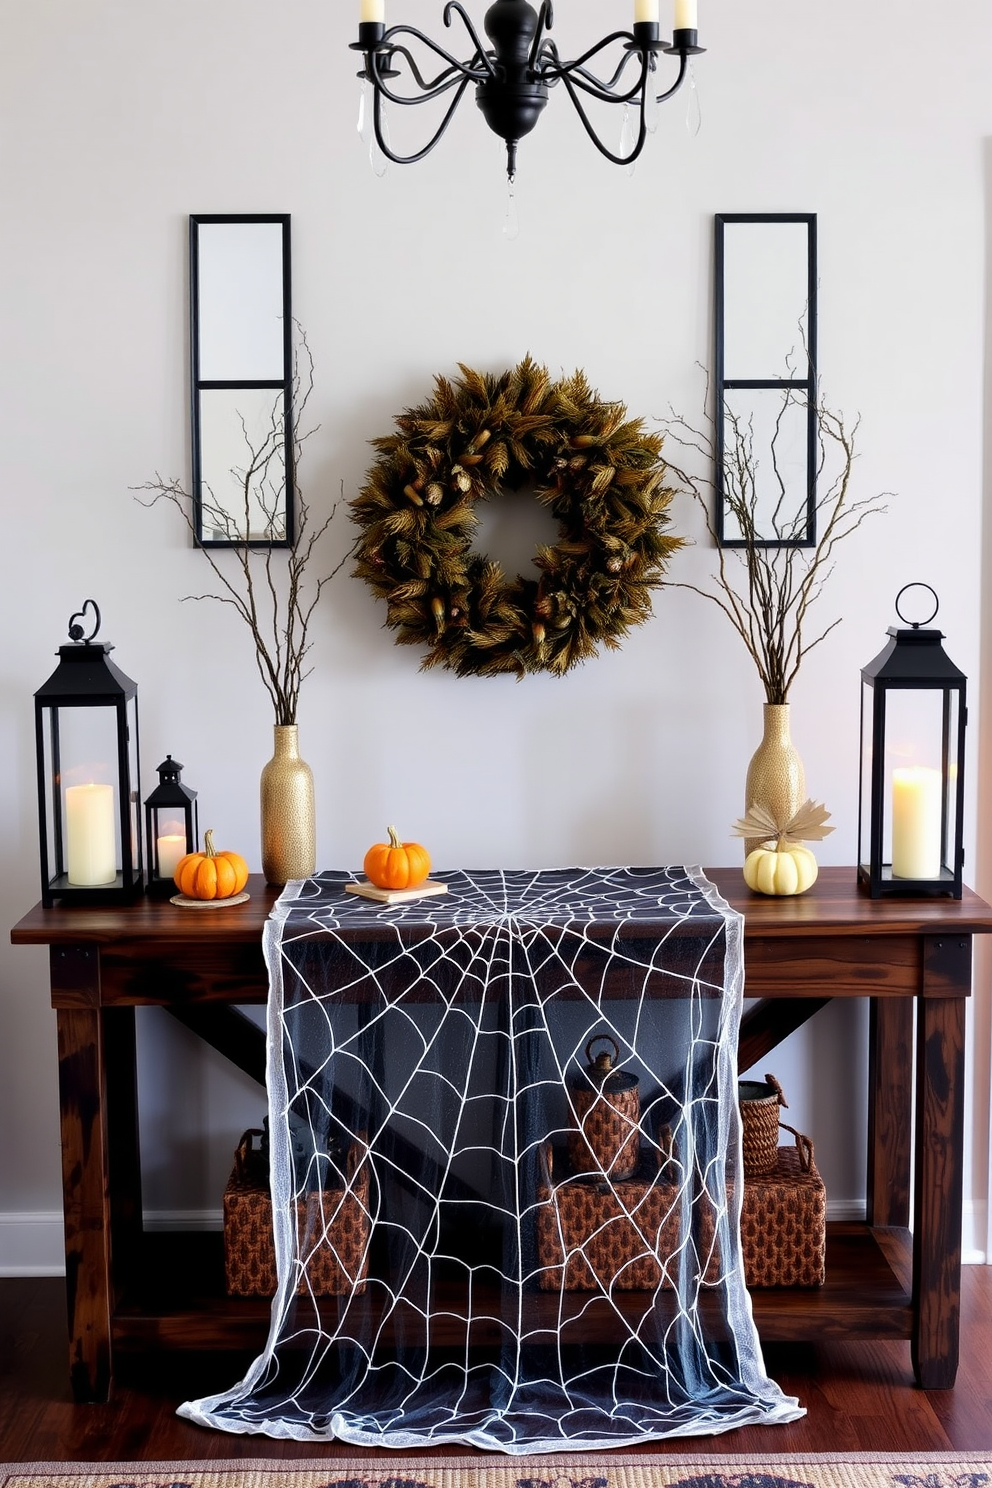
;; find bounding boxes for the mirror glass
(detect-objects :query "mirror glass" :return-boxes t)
[196,221,286,380]
[715,214,817,547]
[720,387,810,544]
[722,220,811,380]
[190,215,292,546]
[197,387,289,543]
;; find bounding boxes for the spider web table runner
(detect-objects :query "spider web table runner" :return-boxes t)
[181,865,803,1451]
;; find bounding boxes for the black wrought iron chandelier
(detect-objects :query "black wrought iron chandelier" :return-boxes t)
[352,0,704,181]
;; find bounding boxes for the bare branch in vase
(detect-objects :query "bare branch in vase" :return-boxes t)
[134,328,354,725]
[659,376,889,705]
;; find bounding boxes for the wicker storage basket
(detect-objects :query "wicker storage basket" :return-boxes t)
[566,1035,641,1182]
[535,1140,718,1292]
[740,1124,825,1288]
[739,1073,788,1176]
[223,1128,370,1298]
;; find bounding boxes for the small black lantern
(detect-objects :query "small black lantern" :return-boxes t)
[858,584,967,899]
[34,600,143,907]
[144,755,198,896]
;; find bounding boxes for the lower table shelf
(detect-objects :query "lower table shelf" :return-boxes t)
[112,1221,914,1355]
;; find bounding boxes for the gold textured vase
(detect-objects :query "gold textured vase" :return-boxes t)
[743,704,806,857]
[260,724,316,886]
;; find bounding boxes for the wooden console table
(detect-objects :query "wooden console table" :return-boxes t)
[11,867,992,1404]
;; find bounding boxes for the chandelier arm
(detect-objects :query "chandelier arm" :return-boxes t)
[537,30,638,82]
[372,73,474,164]
[536,38,643,97]
[531,38,564,91]
[567,48,687,108]
[371,24,493,91]
[557,65,648,167]
[562,54,647,106]
[370,44,482,105]
[441,2,499,79]
[528,1,554,69]
[559,48,688,109]
[652,49,689,104]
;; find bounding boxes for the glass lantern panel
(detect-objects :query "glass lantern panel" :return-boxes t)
[858,680,876,874]
[150,809,191,880]
[943,690,961,873]
[882,688,949,879]
[124,694,141,877]
[48,707,123,886]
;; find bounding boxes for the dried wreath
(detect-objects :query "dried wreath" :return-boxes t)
[351,356,683,678]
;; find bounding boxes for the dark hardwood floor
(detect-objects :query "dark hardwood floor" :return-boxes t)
[2,1269,992,1461]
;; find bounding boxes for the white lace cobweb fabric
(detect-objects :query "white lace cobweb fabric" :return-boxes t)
[180,865,803,1451]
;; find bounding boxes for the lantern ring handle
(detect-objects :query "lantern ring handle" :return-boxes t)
[68,599,101,643]
[895,582,938,629]
[585,1033,621,1068]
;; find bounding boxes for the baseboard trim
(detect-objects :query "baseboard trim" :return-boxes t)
[0,1212,67,1276]
[826,1198,866,1223]
[964,1199,989,1264]
[1,1200,986,1276]
[143,1209,224,1234]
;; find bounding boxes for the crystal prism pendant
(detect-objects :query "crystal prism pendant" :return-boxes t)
[644,69,660,134]
[503,174,519,240]
[370,99,389,177]
[620,103,636,176]
[685,62,701,137]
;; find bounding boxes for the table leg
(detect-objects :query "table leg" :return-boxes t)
[52,943,114,1404]
[104,1007,143,1294]
[911,936,968,1389]
[866,997,913,1228]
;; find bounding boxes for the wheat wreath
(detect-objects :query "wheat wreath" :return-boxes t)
[351,356,683,678]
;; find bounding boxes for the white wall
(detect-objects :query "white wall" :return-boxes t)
[1,0,990,1270]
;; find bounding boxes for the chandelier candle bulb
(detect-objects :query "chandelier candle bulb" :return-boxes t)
[892,766,943,880]
[674,0,698,28]
[66,783,116,887]
[360,0,384,20]
[635,0,660,21]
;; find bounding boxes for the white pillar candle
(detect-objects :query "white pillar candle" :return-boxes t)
[360,0,385,21]
[157,833,188,881]
[674,0,697,28]
[892,766,942,879]
[635,0,660,21]
[66,784,117,887]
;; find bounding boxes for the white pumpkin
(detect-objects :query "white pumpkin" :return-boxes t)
[743,843,819,897]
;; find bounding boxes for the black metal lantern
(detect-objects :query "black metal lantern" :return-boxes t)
[34,600,143,907]
[144,755,198,896]
[858,585,967,899]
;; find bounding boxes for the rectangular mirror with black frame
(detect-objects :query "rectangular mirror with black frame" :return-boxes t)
[189,214,293,546]
[714,213,817,548]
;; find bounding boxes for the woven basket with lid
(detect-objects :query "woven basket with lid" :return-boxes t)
[223,1128,370,1297]
[566,1034,640,1181]
[738,1073,788,1177]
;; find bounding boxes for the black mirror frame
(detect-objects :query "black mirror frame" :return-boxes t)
[714,212,817,549]
[189,213,294,549]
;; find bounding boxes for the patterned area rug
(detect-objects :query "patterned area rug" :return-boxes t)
[2,1456,990,1488]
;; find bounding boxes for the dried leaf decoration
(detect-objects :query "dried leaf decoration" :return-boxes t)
[731,798,835,850]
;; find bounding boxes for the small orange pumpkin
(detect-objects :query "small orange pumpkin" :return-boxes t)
[363,826,431,891]
[175,828,249,900]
